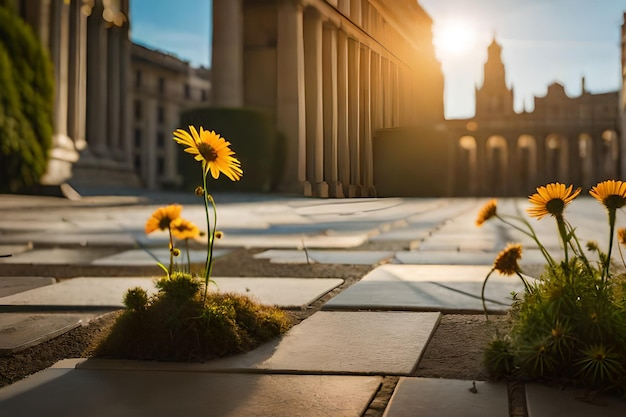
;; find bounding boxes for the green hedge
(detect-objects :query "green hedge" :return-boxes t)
[0,5,54,193]
[177,107,284,193]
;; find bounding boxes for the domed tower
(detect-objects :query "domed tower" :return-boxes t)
[475,37,515,118]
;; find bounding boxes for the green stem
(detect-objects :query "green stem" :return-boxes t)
[185,238,190,274]
[498,214,556,268]
[564,219,593,276]
[202,172,212,301]
[516,271,531,294]
[604,208,616,282]
[481,269,495,322]
[167,226,174,277]
[555,214,569,265]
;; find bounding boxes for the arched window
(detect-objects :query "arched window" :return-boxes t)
[517,135,537,194]
[601,130,619,179]
[486,135,508,196]
[456,136,477,196]
[545,134,568,182]
[578,133,593,189]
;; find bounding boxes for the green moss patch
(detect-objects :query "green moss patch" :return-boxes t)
[96,272,293,361]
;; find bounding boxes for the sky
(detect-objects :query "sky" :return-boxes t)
[130,0,626,120]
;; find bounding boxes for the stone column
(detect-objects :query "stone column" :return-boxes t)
[336,29,350,196]
[67,0,89,152]
[107,27,121,156]
[370,51,383,132]
[475,135,488,196]
[211,0,244,107]
[359,45,373,196]
[349,0,361,26]
[118,19,132,166]
[86,4,109,156]
[42,0,79,184]
[303,7,328,197]
[347,37,361,197]
[381,57,392,128]
[276,0,307,194]
[322,22,343,197]
[391,62,399,127]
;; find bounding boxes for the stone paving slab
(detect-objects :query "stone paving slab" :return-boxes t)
[0,232,137,247]
[0,277,56,297]
[91,248,230,266]
[0,360,382,417]
[368,225,433,242]
[0,248,121,265]
[415,237,500,252]
[253,249,394,265]
[525,383,626,417]
[0,313,97,353]
[383,378,508,417]
[215,232,370,249]
[323,265,529,313]
[393,250,548,268]
[0,244,32,258]
[0,277,343,309]
[127,311,442,375]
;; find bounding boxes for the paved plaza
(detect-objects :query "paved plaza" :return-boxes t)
[0,190,624,416]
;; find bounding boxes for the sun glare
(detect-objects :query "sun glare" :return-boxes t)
[433,20,476,58]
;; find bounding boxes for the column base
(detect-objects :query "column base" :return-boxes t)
[314,181,329,198]
[364,185,377,197]
[347,184,361,197]
[40,134,80,185]
[303,181,313,197]
[328,181,345,198]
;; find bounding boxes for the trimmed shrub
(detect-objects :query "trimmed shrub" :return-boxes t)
[0,5,54,193]
[177,107,283,193]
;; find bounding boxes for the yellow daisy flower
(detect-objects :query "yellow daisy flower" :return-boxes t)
[145,205,182,234]
[170,218,201,240]
[527,183,581,219]
[476,199,497,226]
[173,126,243,181]
[493,243,522,276]
[589,180,626,210]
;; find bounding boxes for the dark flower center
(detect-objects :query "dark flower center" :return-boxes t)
[604,195,626,210]
[198,143,218,162]
[159,217,172,230]
[546,198,565,215]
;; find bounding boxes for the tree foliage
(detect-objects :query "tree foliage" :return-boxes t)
[0,5,54,192]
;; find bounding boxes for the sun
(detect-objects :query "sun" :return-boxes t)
[433,19,476,58]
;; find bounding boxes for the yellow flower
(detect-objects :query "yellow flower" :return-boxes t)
[476,199,497,226]
[617,228,626,247]
[173,126,243,181]
[170,218,201,240]
[215,230,224,239]
[493,243,522,275]
[145,205,182,234]
[589,180,626,211]
[527,183,581,219]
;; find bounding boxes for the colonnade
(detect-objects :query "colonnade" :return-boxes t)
[212,0,440,197]
[453,129,620,196]
[19,0,136,187]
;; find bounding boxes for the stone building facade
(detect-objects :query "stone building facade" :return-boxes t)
[211,0,444,197]
[130,44,211,189]
[447,38,620,197]
[11,0,212,191]
[13,0,139,188]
